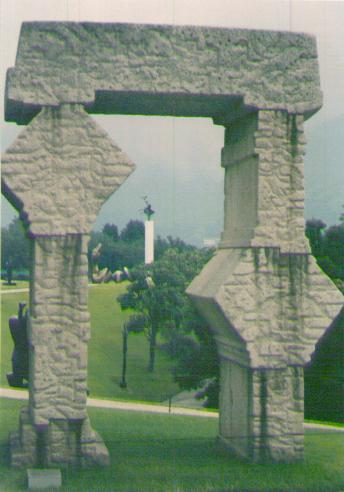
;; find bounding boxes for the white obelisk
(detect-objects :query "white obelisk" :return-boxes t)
[145,220,154,264]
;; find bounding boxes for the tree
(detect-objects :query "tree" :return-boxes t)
[120,220,144,242]
[87,221,145,275]
[305,218,326,257]
[167,305,219,406]
[1,218,30,273]
[118,247,214,374]
[102,223,119,242]
[118,257,185,372]
[306,214,344,287]
[154,235,194,260]
[321,224,344,280]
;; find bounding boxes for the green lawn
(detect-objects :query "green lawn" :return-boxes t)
[1,282,179,403]
[0,398,343,492]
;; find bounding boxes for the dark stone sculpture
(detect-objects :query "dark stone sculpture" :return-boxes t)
[7,302,29,388]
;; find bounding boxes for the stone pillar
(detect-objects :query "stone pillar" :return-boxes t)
[220,112,259,247]
[2,104,135,467]
[29,235,90,426]
[187,110,343,462]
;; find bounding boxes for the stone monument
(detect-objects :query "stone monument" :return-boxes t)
[2,22,343,467]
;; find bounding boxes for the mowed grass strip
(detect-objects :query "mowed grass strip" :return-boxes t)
[0,398,343,492]
[1,282,179,402]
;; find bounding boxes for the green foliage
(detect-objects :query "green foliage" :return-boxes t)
[171,317,219,406]
[120,219,144,242]
[1,217,30,272]
[305,212,344,423]
[154,235,195,260]
[87,221,144,272]
[102,222,119,241]
[305,219,327,257]
[306,215,344,286]
[125,313,147,333]
[118,246,219,395]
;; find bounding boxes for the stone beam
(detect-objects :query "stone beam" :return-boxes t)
[6,22,322,124]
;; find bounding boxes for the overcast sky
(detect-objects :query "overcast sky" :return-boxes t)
[1,0,343,244]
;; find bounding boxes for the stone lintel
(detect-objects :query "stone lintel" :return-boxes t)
[6,22,322,124]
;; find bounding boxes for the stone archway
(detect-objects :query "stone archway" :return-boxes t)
[2,22,343,466]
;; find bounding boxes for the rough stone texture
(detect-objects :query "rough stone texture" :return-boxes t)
[29,235,89,425]
[10,407,37,468]
[1,103,134,467]
[190,247,343,368]
[220,111,309,253]
[218,363,304,462]
[6,23,322,124]
[27,469,62,490]
[79,416,110,467]
[2,104,135,235]
[8,234,111,467]
[10,407,109,468]
[250,366,304,462]
[2,21,341,467]
[188,108,343,461]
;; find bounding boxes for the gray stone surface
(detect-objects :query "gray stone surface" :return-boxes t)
[10,405,110,468]
[2,96,132,468]
[220,111,309,253]
[2,21,342,467]
[2,104,135,235]
[6,22,321,124]
[187,108,343,461]
[29,235,89,425]
[27,469,62,490]
[218,363,305,462]
[189,248,343,368]
[10,407,37,468]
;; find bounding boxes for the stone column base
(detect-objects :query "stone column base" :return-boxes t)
[218,433,304,463]
[217,361,305,463]
[10,407,109,468]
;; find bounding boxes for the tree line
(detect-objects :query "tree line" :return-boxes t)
[305,214,344,292]
[1,218,194,277]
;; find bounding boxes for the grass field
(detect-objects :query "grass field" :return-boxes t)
[1,281,29,290]
[1,282,179,403]
[0,398,343,492]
